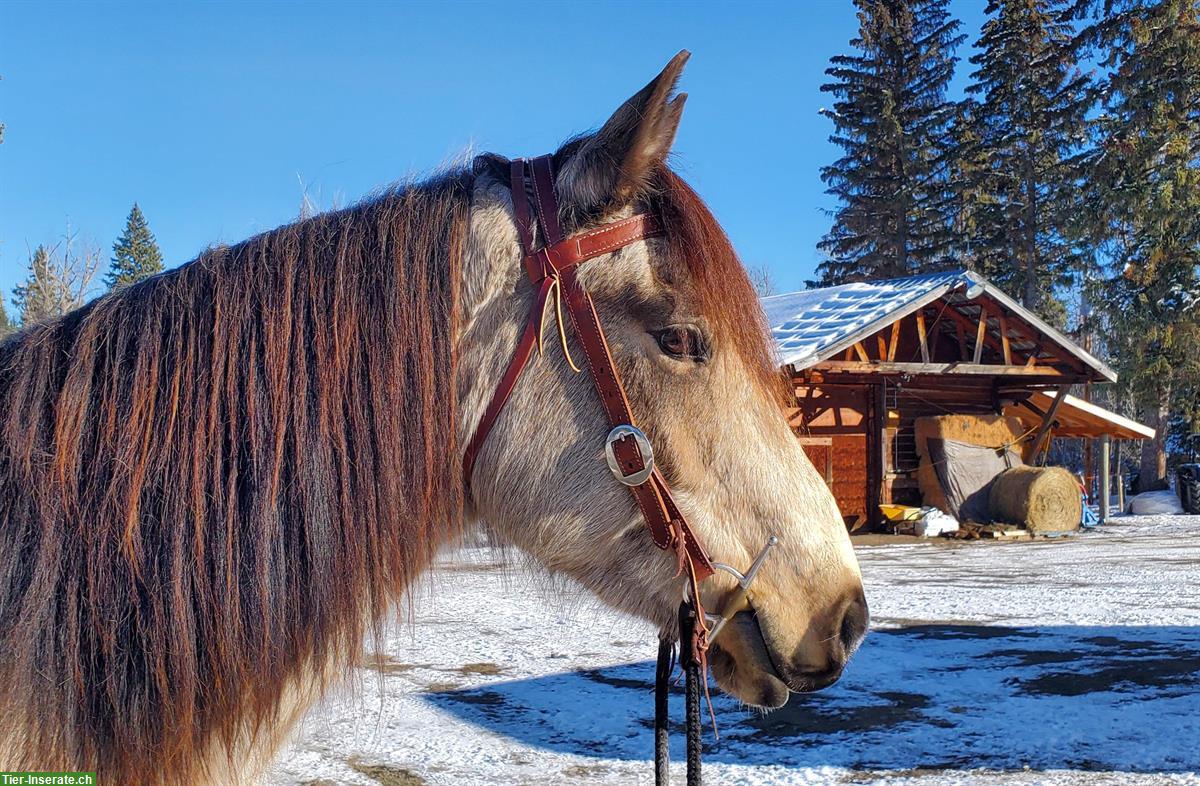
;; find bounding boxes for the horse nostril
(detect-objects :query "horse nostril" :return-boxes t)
[839,593,869,656]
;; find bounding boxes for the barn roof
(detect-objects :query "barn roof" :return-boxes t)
[1006,390,1156,440]
[761,269,1117,382]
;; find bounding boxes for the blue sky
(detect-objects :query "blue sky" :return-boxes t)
[0,1,987,307]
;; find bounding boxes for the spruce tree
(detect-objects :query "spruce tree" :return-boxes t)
[106,203,163,290]
[1076,0,1200,488]
[13,233,100,325]
[0,300,14,340]
[13,245,62,325]
[817,0,966,284]
[964,0,1093,326]
[946,99,993,272]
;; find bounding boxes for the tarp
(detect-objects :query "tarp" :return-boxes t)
[926,437,1023,522]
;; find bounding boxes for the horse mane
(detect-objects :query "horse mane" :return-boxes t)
[0,169,472,781]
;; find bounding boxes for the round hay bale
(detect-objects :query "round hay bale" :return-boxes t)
[988,466,1081,533]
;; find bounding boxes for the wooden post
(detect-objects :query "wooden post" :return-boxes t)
[878,381,890,521]
[888,320,901,361]
[868,382,888,531]
[998,314,1013,365]
[1029,384,1069,464]
[1099,435,1111,524]
[973,306,988,364]
[916,312,930,363]
[1083,384,1094,499]
[1116,440,1126,514]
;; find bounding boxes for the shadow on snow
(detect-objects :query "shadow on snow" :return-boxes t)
[423,624,1200,773]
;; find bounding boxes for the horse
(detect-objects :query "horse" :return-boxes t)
[0,52,866,784]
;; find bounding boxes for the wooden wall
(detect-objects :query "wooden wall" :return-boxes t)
[791,375,1002,532]
[790,385,872,532]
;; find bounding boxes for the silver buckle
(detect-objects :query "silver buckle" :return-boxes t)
[604,425,654,486]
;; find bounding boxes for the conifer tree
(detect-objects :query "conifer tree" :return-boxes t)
[13,245,60,325]
[964,0,1092,326]
[817,0,966,284]
[946,99,993,272]
[1076,0,1200,488]
[13,233,100,325]
[106,203,163,290]
[0,300,14,340]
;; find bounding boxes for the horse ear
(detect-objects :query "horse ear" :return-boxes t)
[559,50,689,214]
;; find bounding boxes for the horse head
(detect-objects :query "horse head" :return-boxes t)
[460,52,867,709]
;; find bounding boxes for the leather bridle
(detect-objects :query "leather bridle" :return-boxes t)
[463,154,717,609]
[463,154,778,785]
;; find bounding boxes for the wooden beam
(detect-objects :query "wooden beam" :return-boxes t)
[1015,397,1048,420]
[887,320,901,361]
[954,320,968,361]
[941,304,1024,364]
[916,312,930,363]
[876,334,888,360]
[1028,383,1070,464]
[816,360,1072,377]
[973,306,988,364]
[853,342,870,362]
[998,313,1013,365]
[987,306,1078,371]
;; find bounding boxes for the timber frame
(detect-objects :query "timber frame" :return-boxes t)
[765,272,1145,532]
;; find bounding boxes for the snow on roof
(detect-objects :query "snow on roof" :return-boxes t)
[761,269,1117,381]
[761,270,971,367]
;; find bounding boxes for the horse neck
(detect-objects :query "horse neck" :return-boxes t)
[455,177,537,454]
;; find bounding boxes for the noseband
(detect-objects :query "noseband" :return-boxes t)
[463,155,776,784]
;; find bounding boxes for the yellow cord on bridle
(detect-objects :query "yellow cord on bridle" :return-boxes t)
[538,273,582,373]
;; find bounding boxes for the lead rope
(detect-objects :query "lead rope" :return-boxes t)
[655,602,705,786]
[681,602,704,786]
[654,637,674,785]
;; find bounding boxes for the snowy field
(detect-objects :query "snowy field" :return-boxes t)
[265,515,1200,786]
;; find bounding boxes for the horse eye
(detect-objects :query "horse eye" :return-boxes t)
[653,326,707,361]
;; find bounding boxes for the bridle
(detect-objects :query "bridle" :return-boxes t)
[463,154,778,785]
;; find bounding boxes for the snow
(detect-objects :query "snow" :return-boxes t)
[1130,490,1185,515]
[760,270,971,367]
[264,515,1200,785]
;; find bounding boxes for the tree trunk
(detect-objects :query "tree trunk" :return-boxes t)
[1022,150,1039,311]
[1138,396,1170,492]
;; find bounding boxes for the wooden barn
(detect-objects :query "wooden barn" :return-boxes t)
[762,270,1155,532]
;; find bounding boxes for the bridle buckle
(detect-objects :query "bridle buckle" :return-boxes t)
[604,425,655,486]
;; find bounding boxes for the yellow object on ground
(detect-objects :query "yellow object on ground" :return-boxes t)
[879,504,925,522]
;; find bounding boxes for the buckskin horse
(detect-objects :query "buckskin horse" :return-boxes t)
[0,52,867,784]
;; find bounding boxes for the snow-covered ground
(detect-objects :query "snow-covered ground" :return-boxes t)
[265,515,1200,786]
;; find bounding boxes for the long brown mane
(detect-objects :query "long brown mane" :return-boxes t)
[0,170,472,781]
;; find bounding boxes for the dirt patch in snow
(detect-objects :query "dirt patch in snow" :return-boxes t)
[562,763,614,778]
[347,758,427,786]
[364,654,427,675]
[455,661,505,676]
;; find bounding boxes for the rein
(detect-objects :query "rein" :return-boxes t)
[463,155,777,784]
